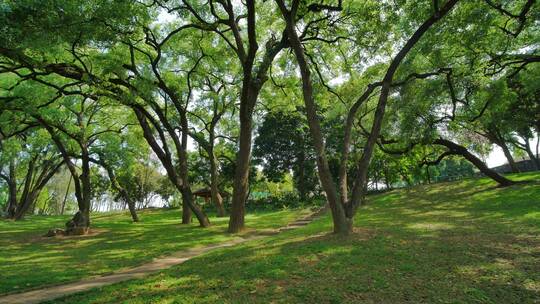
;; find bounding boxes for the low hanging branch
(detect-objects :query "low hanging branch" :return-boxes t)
[430,138,515,186]
[420,150,458,167]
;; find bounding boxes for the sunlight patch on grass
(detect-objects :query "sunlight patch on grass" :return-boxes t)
[7,172,540,303]
[523,211,540,219]
[523,279,540,293]
[423,210,471,218]
[407,222,455,231]
[0,208,308,294]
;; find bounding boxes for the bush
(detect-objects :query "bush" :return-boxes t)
[244,192,325,212]
[199,192,325,215]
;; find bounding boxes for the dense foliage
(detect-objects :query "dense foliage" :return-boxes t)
[0,0,538,235]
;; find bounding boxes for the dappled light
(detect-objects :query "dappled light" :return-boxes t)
[1,0,539,302]
[28,173,539,303]
[0,208,309,294]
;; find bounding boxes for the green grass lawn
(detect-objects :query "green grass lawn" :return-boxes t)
[45,172,540,304]
[0,207,311,295]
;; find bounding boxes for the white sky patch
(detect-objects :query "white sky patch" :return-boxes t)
[486,136,539,168]
[328,74,349,86]
[155,9,177,25]
[486,146,508,167]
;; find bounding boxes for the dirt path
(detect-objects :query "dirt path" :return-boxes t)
[0,210,324,304]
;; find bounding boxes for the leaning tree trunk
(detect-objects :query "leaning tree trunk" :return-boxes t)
[524,140,540,170]
[345,0,461,233]
[5,160,17,218]
[172,164,210,227]
[13,158,63,220]
[101,161,139,222]
[434,138,514,187]
[178,116,208,226]
[38,116,91,235]
[14,191,39,220]
[133,107,209,227]
[498,141,520,173]
[60,174,72,215]
[123,192,139,222]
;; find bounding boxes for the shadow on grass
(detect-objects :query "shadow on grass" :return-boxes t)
[0,208,308,294]
[46,172,540,304]
[47,217,540,303]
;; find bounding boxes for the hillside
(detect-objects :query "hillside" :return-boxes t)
[44,172,540,303]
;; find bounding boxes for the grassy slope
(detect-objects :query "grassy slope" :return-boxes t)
[48,172,540,304]
[0,208,310,294]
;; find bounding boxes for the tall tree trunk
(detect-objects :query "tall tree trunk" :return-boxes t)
[226,5,287,232]
[65,146,92,233]
[434,138,514,186]
[181,194,192,224]
[179,112,200,225]
[228,100,254,232]
[62,151,90,232]
[277,0,460,235]
[276,2,350,235]
[346,0,460,226]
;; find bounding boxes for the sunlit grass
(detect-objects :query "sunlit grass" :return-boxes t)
[46,172,540,304]
[0,207,310,294]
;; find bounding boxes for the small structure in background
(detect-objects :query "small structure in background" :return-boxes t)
[192,188,213,203]
[192,188,230,203]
